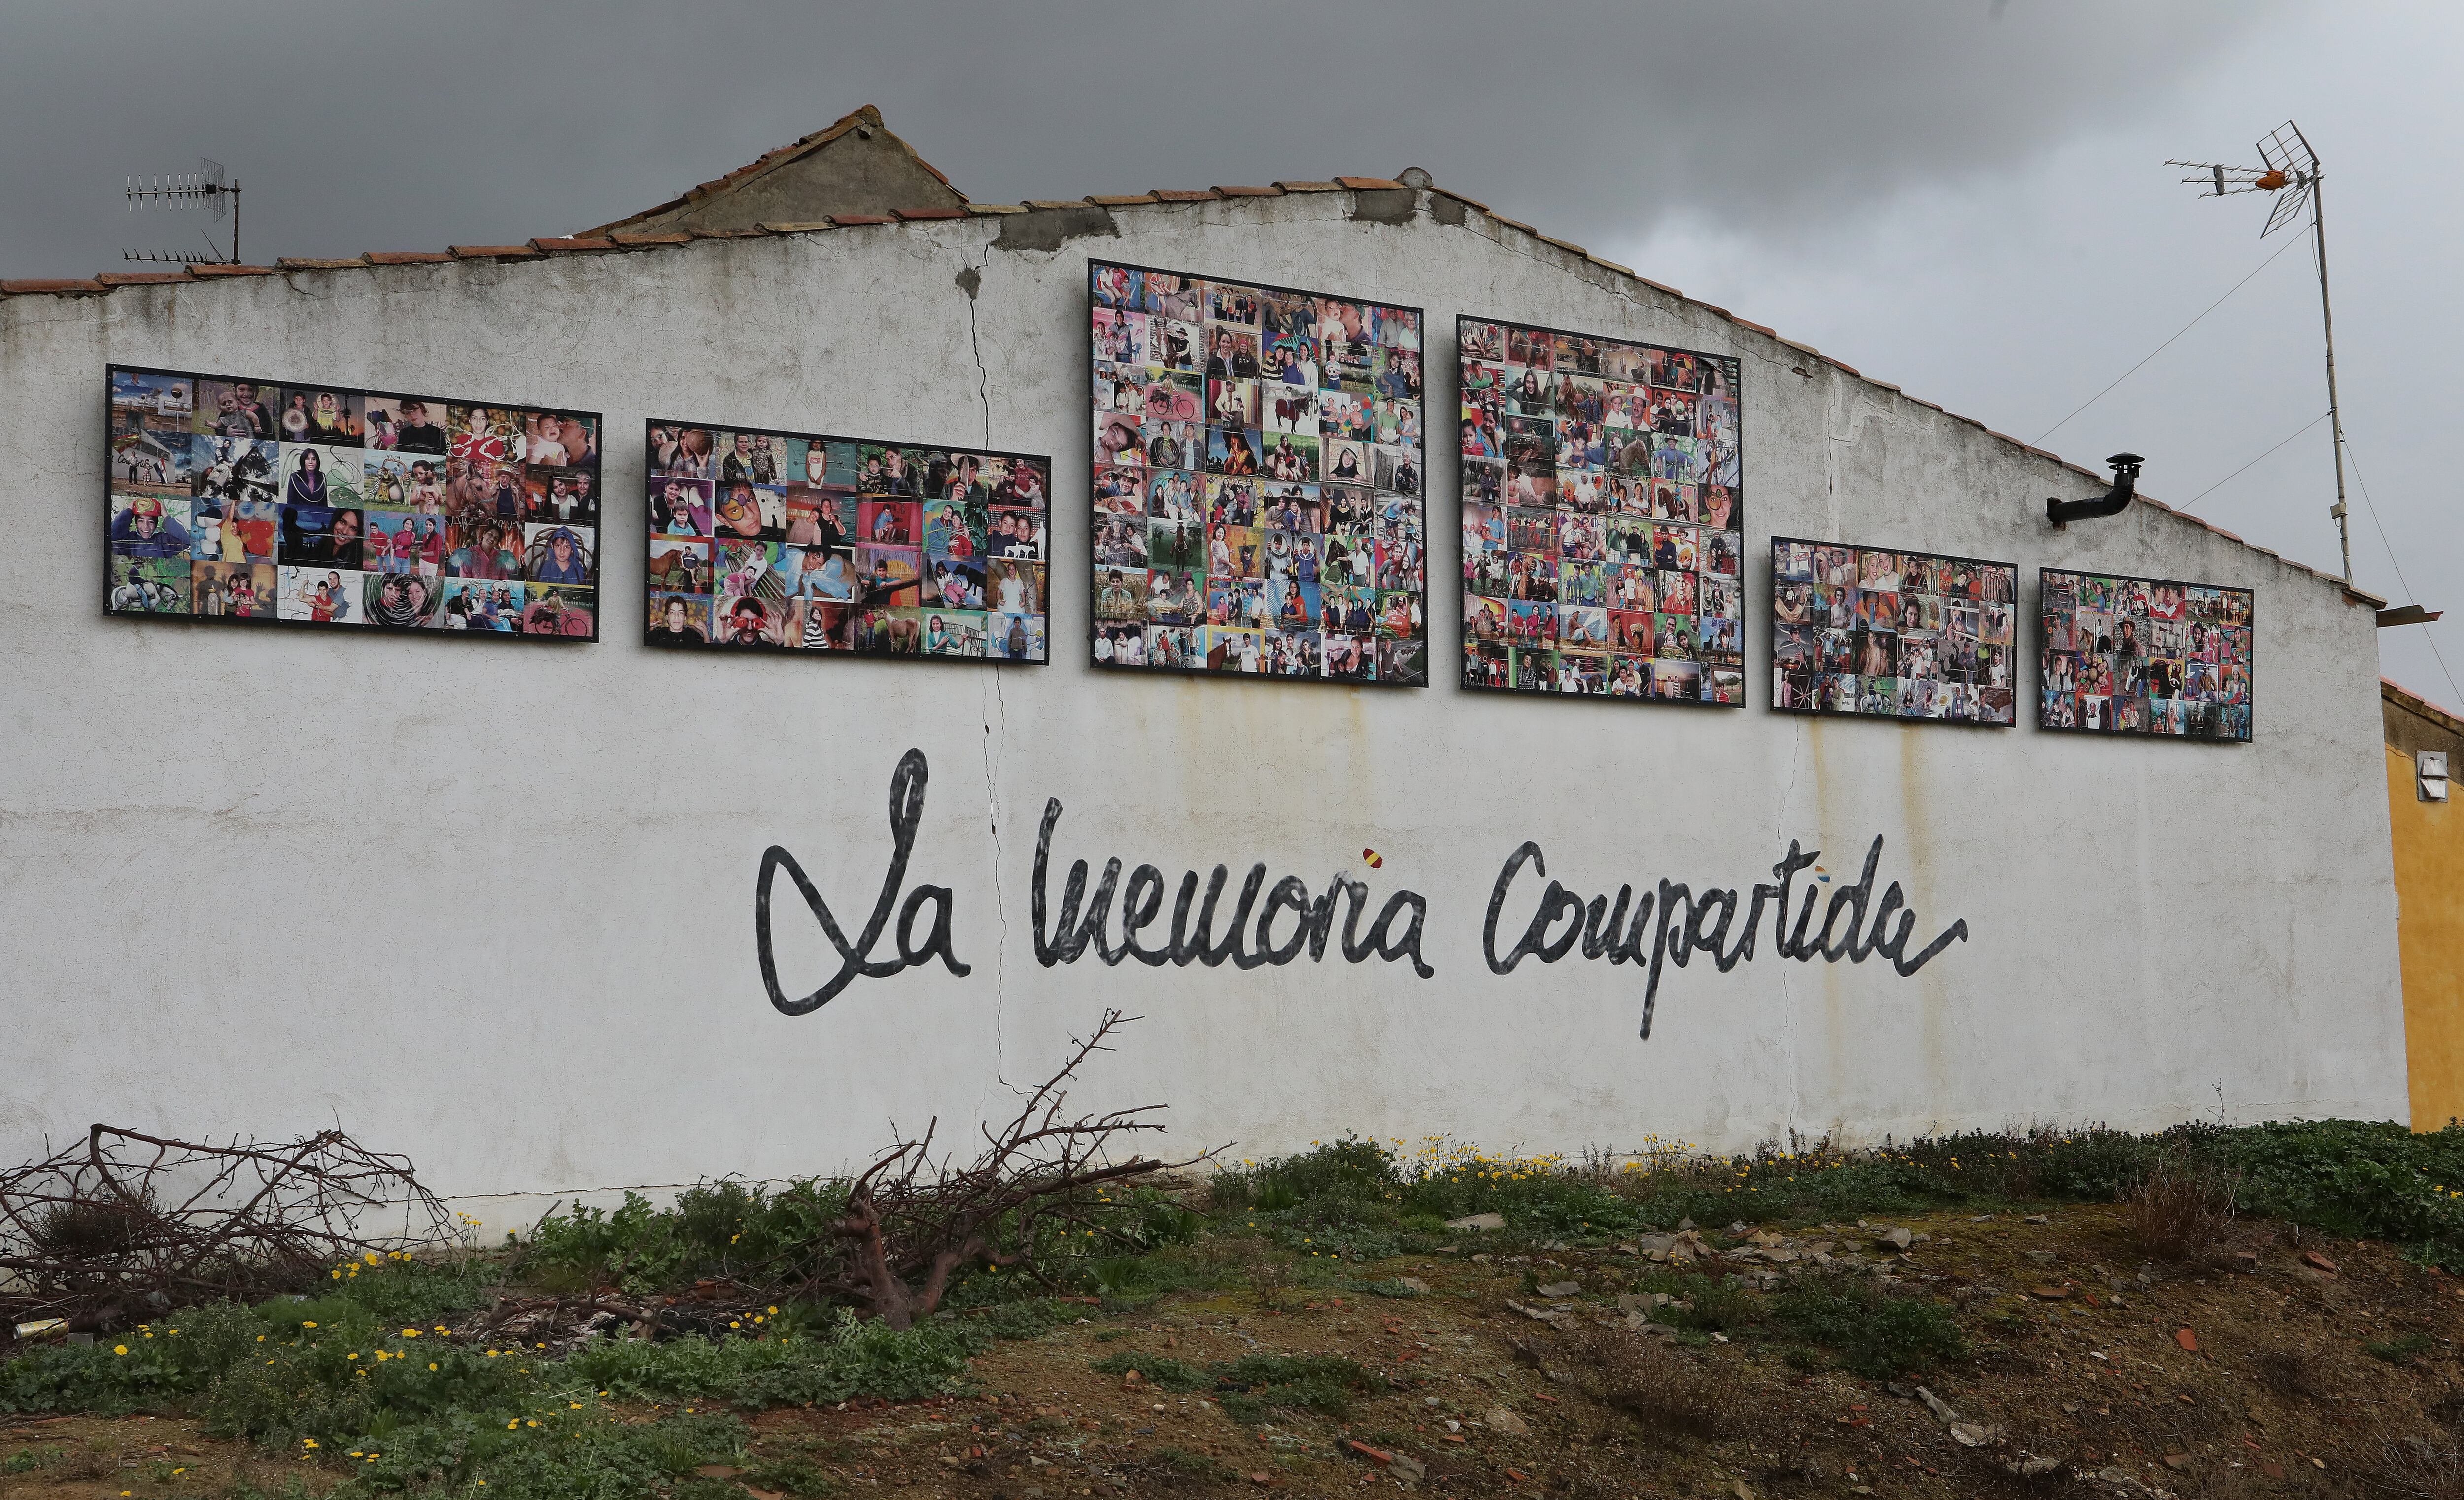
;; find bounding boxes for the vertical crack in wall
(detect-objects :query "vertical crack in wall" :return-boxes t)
[957,260,990,450]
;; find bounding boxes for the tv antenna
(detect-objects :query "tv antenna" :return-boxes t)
[2167,122,2349,584]
[123,157,241,266]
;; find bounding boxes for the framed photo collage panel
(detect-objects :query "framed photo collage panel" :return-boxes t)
[101,301,2260,744]
[107,365,602,636]
[1090,260,1428,682]
[642,421,1050,659]
[1771,539,2020,725]
[2040,568,2253,740]
[1458,319,1745,704]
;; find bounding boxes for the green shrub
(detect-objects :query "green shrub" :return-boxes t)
[561,1314,975,1407]
[1206,1354,1373,1423]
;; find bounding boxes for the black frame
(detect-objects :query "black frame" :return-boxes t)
[2035,565,2255,743]
[1086,257,1429,688]
[1455,313,1747,710]
[103,363,602,643]
[1766,536,2021,728]
[640,416,1053,664]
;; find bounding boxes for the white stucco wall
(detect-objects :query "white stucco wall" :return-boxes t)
[0,187,2406,1230]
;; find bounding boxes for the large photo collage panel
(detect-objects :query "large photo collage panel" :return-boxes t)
[1459,320,1744,704]
[1090,261,1428,682]
[107,367,600,635]
[1771,539,2019,725]
[2041,569,2252,740]
[644,421,1049,660]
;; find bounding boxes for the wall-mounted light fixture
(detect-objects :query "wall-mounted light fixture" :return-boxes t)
[2046,453,2145,528]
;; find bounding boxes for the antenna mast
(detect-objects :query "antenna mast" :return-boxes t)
[123,157,241,266]
[2168,121,2350,585]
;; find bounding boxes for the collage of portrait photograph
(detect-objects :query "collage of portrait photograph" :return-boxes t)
[643,421,1049,661]
[1091,261,1427,683]
[2040,569,2254,740]
[107,366,600,636]
[1770,540,2019,725]
[1458,319,1745,704]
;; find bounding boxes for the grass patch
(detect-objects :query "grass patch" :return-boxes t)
[1208,1353,1374,1424]
[1089,1351,1208,1392]
[2367,1332,2435,1364]
[1773,1277,1967,1378]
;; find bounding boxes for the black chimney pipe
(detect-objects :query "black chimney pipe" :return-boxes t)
[2047,453,2144,527]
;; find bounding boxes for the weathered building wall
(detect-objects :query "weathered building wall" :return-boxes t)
[2386,682,2464,1128]
[0,184,2406,1229]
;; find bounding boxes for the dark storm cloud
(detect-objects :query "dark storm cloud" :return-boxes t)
[3,0,2282,278]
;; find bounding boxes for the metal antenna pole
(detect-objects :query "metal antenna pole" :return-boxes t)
[2298,130,2353,583]
[2169,121,2350,580]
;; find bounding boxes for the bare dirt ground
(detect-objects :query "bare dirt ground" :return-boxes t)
[7,1203,2459,1500]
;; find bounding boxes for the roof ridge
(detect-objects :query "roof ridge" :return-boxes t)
[5,175,2358,594]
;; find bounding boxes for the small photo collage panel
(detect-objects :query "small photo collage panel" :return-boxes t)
[1771,539,2019,725]
[107,366,601,635]
[1459,319,1744,704]
[1090,260,1428,683]
[2040,569,2252,740]
[644,421,1050,660]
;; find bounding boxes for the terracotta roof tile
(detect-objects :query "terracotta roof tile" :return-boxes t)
[1588,258,1636,276]
[1274,180,1345,192]
[964,204,1027,215]
[1431,187,1493,213]
[274,258,367,271]
[365,251,454,265]
[757,221,836,234]
[1150,189,1219,203]
[685,226,768,239]
[187,264,275,277]
[1335,176,1405,191]
[825,214,893,227]
[1638,278,1683,299]
[3,277,107,295]
[1084,195,1156,207]
[1822,357,1861,376]
[893,207,968,221]
[1023,200,1092,212]
[448,245,540,260]
[96,271,196,285]
[608,232,691,247]
[1212,185,1281,197]
[1494,217,1536,234]
[530,237,617,254]
[1776,337,1820,356]
[1696,303,1733,320]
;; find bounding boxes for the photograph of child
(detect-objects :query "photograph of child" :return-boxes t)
[1095,261,1423,683]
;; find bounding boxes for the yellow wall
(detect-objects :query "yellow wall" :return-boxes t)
[2393,745,2464,1129]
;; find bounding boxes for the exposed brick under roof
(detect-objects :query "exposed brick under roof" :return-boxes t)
[2,172,2370,599]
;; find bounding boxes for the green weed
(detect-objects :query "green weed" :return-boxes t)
[1774,1278,1967,1378]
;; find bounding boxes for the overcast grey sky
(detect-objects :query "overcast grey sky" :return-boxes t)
[8,0,2456,705]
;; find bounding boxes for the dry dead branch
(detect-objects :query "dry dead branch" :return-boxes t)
[814,1009,1215,1328]
[0,1124,455,1331]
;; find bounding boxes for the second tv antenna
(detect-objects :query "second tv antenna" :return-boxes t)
[124,157,241,265]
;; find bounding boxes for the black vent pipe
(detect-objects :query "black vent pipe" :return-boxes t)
[2047,453,2144,527]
